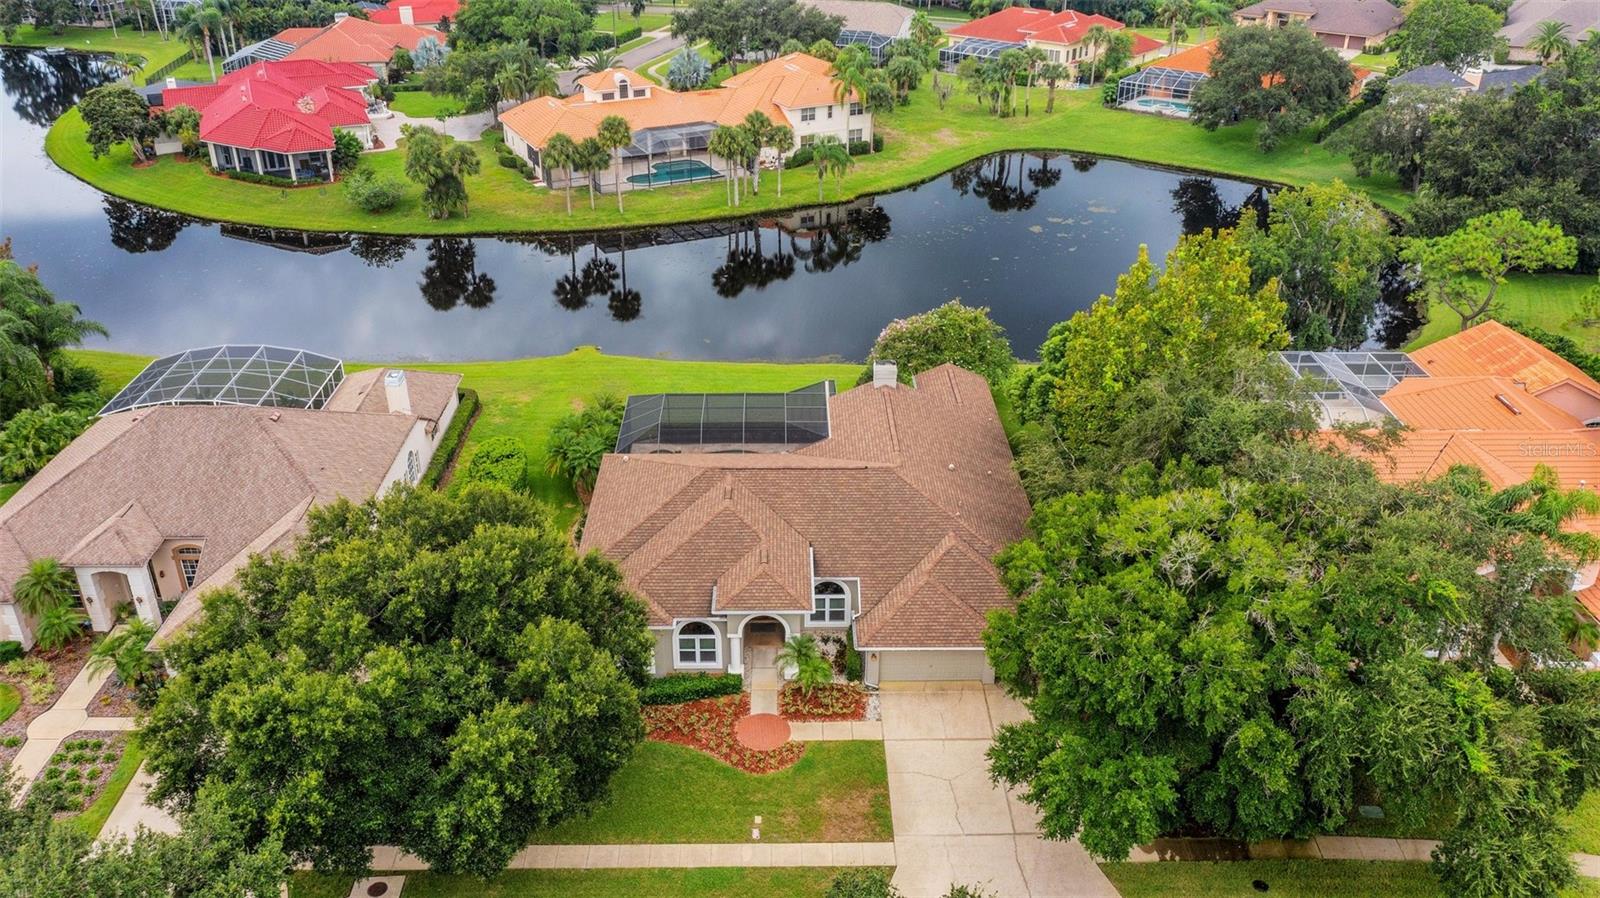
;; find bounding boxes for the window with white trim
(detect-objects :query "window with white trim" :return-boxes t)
[810,580,848,624]
[404,449,421,484]
[801,107,817,122]
[849,101,863,115]
[676,621,720,666]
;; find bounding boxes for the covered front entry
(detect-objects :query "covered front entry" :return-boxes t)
[78,566,163,632]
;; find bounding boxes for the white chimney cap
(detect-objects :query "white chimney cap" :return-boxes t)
[165,76,177,87]
[384,369,406,387]
[872,361,898,389]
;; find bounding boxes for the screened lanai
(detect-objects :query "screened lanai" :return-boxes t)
[1115,66,1207,116]
[615,382,836,453]
[606,121,723,190]
[1279,350,1427,426]
[100,345,345,415]
[939,37,1025,70]
[837,30,894,64]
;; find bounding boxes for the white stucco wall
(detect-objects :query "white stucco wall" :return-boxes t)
[780,102,873,147]
[0,603,32,649]
[379,419,439,493]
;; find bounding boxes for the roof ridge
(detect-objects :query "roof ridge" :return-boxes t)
[856,533,993,645]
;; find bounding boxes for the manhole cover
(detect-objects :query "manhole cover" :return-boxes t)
[367,883,389,897]
[1252,881,1269,893]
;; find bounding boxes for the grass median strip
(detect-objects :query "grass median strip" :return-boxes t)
[292,867,888,898]
[1101,860,1600,898]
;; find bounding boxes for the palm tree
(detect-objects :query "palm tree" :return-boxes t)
[707,125,741,206]
[1083,24,1111,84]
[442,142,480,214]
[576,137,608,209]
[597,116,633,212]
[769,125,793,196]
[579,48,621,74]
[775,634,832,695]
[176,1,224,81]
[13,558,76,618]
[1039,61,1070,112]
[741,111,773,196]
[1020,45,1046,116]
[544,133,578,215]
[529,58,560,99]
[1531,20,1571,63]
[1483,464,1600,560]
[34,604,87,655]
[1155,0,1193,55]
[811,134,851,201]
[832,47,872,140]
[494,65,529,123]
[1190,0,1229,42]
[21,300,107,391]
[87,619,160,687]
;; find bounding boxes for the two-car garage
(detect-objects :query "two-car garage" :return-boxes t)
[864,648,996,685]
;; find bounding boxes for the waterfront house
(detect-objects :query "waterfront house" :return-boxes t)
[1231,0,1404,53]
[223,14,443,76]
[938,6,1164,72]
[0,346,461,650]
[501,52,870,192]
[579,362,1032,685]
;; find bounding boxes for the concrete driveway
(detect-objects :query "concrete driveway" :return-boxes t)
[879,684,1118,898]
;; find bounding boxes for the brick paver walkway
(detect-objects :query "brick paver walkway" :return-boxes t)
[734,713,790,750]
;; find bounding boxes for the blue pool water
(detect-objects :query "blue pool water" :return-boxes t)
[626,159,719,185]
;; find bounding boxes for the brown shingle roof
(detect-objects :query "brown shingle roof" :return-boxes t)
[580,365,1031,648]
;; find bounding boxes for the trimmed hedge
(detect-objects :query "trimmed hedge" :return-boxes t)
[785,146,813,169]
[1501,320,1600,383]
[640,672,744,705]
[222,169,305,188]
[843,627,863,682]
[588,26,643,51]
[1313,78,1385,143]
[0,641,21,664]
[457,435,528,491]
[422,388,478,489]
[848,134,885,156]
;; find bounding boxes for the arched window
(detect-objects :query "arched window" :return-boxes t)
[676,620,720,668]
[173,545,203,589]
[810,580,848,624]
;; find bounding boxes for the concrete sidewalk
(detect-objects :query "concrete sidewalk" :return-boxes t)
[7,631,138,795]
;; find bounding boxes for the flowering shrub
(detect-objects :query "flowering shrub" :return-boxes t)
[860,300,1015,388]
[643,694,805,773]
[779,682,867,721]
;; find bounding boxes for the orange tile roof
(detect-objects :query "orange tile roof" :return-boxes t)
[579,365,1032,649]
[1410,320,1600,396]
[1148,39,1218,73]
[1382,376,1585,431]
[279,17,442,66]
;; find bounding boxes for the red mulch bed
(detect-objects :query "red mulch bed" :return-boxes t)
[0,639,94,767]
[778,682,868,721]
[643,693,805,774]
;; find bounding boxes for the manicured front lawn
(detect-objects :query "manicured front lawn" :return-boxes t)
[0,25,191,82]
[531,740,891,844]
[292,868,886,898]
[389,90,464,119]
[46,74,1410,235]
[1405,273,1598,352]
[593,11,673,32]
[1565,790,1600,856]
[0,684,20,724]
[1103,860,1600,898]
[69,737,146,838]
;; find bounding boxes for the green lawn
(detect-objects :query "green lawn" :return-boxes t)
[45,73,1413,236]
[292,868,884,898]
[0,25,191,83]
[1102,860,1600,898]
[1565,790,1600,856]
[1352,50,1399,72]
[69,737,146,839]
[593,11,673,32]
[70,347,859,525]
[0,483,19,507]
[0,684,20,724]
[389,90,464,119]
[161,58,219,84]
[1405,273,1599,353]
[531,741,891,844]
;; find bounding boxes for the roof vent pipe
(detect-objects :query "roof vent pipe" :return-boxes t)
[872,361,898,389]
[384,369,412,415]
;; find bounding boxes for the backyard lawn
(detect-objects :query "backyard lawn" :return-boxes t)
[530,740,891,844]
[291,868,886,898]
[1102,860,1600,898]
[1566,790,1600,856]
[389,90,464,119]
[1405,273,1599,352]
[593,10,673,32]
[0,25,191,82]
[46,74,1411,235]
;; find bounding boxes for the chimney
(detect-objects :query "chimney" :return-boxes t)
[384,369,412,415]
[872,361,898,388]
[165,76,177,88]
[1463,68,1482,90]
[398,4,413,25]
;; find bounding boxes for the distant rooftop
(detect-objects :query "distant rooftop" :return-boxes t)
[100,344,345,415]
[615,382,835,454]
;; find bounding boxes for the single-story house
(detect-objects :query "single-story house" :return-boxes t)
[1499,0,1600,61]
[0,345,461,651]
[1116,37,1374,116]
[154,60,381,181]
[939,6,1164,72]
[501,53,870,193]
[368,0,459,26]
[222,14,443,76]
[1388,63,1545,93]
[1232,0,1404,52]
[798,0,912,63]
[578,362,1032,685]
[1283,322,1600,668]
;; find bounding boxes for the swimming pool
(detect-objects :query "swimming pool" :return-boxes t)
[1125,97,1193,117]
[626,159,719,186]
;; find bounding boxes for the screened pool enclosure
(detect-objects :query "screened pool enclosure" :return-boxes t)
[1115,66,1208,116]
[615,382,836,453]
[939,37,1026,70]
[100,345,345,415]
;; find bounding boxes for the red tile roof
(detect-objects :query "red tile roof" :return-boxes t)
[162,60,374,153]
[368,0,459,25]
[279,16,442,66]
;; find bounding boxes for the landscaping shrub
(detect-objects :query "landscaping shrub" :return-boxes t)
[1313,81,1384,143]
[0,404,91,483]
[643,693,805,772]
[843,628,863,682]
[0,642,21,664]
[640,672,743,705]
[785,146,814,169]
[589,26,643,51]
[332,128,364,171]
[222,170,301,188]
[456,436,528,491]
[828,869,901,898]
[422,388,479,489]
[779,682,867,720]
[546,394,624,496]
[859,299,1016,388]
[342,167,407,214]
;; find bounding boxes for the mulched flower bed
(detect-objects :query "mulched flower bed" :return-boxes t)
[89,675,139,718]
[30,730,126,816]
[643,693,805,774]
[778,682,868,721]
[0,639,94,767]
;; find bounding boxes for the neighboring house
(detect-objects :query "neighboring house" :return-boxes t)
[0,345,461,651]
[222,14,443,76]
[799,0,912,63]
[1283,321,1600,667]
[1388,63,1545,93]
[939,6,1164,72]
[1232,0,1404,52]
[368,0,460,26]
[1115,36,1375,115]
[501,53,871,193]
[154,60,381,182]
[579,363,1032,685]
[1500,0,1600,61]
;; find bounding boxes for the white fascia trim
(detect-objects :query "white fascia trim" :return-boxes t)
[855,646,988,652]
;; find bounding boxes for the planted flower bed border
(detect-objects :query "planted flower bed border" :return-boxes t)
[779,682,868,722]
[31,731,127,816]
[643,693,805,774]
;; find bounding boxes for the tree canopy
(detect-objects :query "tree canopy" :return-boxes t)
[79,84,154,163]
[1191,25,1354,151]
[671,0,843,73]
[1394,0,1502,73]
[141,485,653,877]
[860,300,1015,387]
[450,0,593,55]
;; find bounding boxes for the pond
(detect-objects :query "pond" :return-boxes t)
[0,48,1419,362]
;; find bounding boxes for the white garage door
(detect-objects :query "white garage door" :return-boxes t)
[878,650,994,683]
